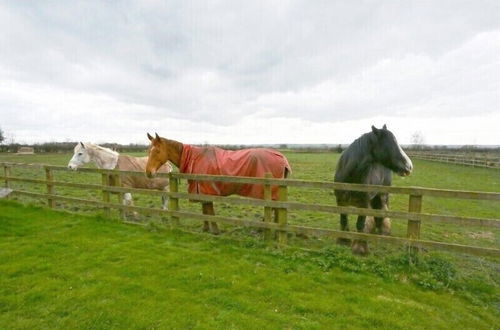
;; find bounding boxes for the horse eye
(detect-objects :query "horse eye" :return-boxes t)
[78,153,83,156]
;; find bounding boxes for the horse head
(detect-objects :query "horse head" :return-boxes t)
[146,133,168,178]
[67,142,91,170]
[370,125,413,176]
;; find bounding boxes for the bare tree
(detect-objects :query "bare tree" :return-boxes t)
[411,131,425,149]
[0,126,4,145]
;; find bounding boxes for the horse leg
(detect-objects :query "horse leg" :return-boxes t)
[337,214,351,246]
[370,195,384,234]
[129,194,140,220]
[352,215,369,255]
[202,202,219,235]
[118,192,126,220]
[201,202,210,232]
[123,193,138,220]
[159,187,169,222]
[380,204,391,235]
[122,193,131,218]
[371,195,391,235]
[374,211,391,235]
[364,216,376,234]
[161,187,169,210]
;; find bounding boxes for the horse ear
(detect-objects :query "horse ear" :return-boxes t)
[147,133,154,141]
[80,142,85,149]
[371,125,379,136]
[382,124,387,130]
[155,132,160,140]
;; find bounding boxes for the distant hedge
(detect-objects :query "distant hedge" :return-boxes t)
[0,142,497,154]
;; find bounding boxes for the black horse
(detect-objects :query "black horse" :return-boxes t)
[334,125,413,254]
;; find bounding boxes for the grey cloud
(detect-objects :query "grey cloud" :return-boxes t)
[0,0,499,132]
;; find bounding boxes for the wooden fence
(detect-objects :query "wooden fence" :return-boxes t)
[1,162,499,257]
[408,152,500,169]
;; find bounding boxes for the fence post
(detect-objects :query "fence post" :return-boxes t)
[3,165,11,199]
[101,173,110,217]
[407,194,423,241]
[277,184,288,245]
[3,165,11,189]
[263,173,273,240]
[113,174,124,219]
[168,173,179,226]
[44,166,55,208]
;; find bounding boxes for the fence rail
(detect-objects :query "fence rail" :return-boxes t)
[1,162,499,257]
[408,152,500,169]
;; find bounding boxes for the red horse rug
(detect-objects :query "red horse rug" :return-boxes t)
[179,145,291,200]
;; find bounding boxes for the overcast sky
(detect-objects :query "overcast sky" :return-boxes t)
[1,1,499,145]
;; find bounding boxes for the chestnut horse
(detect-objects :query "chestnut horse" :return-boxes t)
[145,133,291,234]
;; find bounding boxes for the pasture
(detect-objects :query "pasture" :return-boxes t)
[0,151,499,328]
[1,201,499,329]
[1,151,498,247]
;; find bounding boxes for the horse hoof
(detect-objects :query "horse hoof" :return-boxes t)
[352,240,369,255]
[296,233,309,239]
[124,212,141,222]
[210,223,220,235]
[364,216,376,234]
[381,217,391,235]
[337,237,352,246]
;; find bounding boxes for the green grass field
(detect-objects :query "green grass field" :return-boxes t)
[0,201,498,329]
[0,151,499,328]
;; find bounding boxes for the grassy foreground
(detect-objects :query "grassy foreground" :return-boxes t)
[0,200,498,329]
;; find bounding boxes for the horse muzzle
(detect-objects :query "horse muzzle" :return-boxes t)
[398,165,412,176]
[399,169,412,177]
[145,170,156,178]
[397,159,413,177]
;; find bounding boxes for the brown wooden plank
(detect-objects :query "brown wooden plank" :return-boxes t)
[3,165,10,189]
[1,162,499,199]
[2,173,498,227]
[277,185,288,245]
[169,210,500,258]
[263,172,273,240]
[101,173,110,217]
[45,167,55,208]
[169,174,179,225]
[113,174,125,219]
[407,194,422,239]
[8,189,500,257]
[10,189,171,217]
[151,192,500,227]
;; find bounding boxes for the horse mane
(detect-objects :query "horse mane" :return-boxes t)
[82,143,119,157]
[334,132,374,183]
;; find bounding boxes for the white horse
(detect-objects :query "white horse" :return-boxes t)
[68,142,172,213]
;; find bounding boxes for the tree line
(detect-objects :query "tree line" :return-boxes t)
[0,127,497,154]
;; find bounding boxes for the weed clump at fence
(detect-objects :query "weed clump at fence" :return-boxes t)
[312,247,491,292]
[310,246,498,308]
